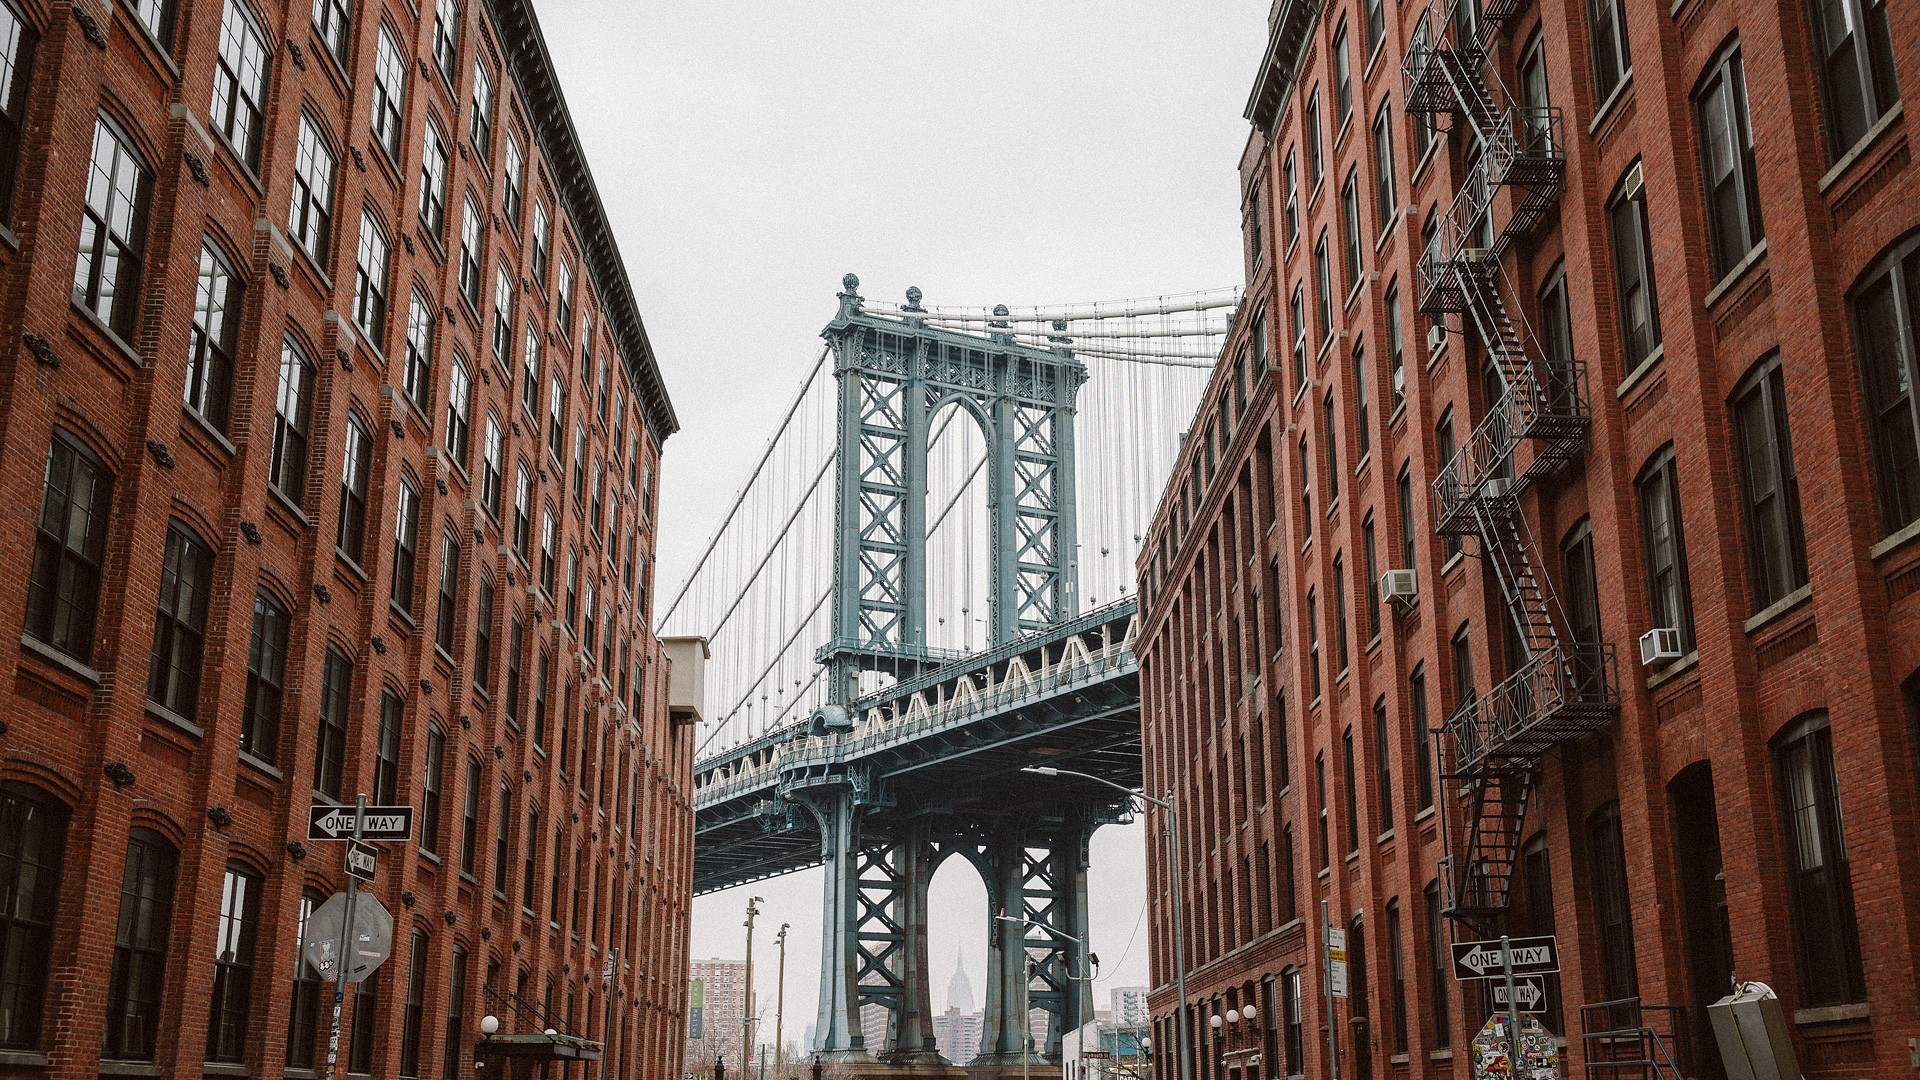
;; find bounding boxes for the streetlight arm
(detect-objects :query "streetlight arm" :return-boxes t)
[1020,766,1168,809]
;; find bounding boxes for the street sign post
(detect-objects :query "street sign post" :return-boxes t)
[344,840,377,883]
[309,805,414,842]
[1322,902,1341,1080]
[1327,927,1349,997]
[1452,935,1559,979]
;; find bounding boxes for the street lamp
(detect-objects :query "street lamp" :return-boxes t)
[993,914,1103,1080]
[1022,765,1192,1080]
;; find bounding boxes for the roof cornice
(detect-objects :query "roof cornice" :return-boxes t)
[485,0,680,442]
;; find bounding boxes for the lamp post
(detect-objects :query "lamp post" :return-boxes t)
[994,911,1100,1080]
[774,924,789,1080]
[1022,766,1191,1080]
[743,897,764,1073]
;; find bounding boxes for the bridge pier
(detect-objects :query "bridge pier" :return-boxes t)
[879,826,944,1065]
[804,784,878,1064]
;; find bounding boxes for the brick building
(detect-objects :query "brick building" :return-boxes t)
[0,0,693,1077]
[686,958,749,1071]
[1138,1,1918,1079]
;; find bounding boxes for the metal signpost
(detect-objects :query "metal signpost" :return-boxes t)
[305,795,413,1080]
[1323,902,1342,1080]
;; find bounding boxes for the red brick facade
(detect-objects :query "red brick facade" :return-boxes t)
[0,0,692,1078]
[1138,0,1920,1079]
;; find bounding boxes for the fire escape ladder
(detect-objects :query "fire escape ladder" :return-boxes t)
[1474,499,1563,661]
[1444,770,1534,931]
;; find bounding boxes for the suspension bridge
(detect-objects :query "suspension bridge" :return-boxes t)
[663,275,1234,1073]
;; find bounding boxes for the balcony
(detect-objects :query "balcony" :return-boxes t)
[1440,642,1619,778]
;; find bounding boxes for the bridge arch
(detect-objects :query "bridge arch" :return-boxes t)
[925,398,993,656]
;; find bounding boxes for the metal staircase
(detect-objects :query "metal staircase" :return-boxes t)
[1402,0,1619,931]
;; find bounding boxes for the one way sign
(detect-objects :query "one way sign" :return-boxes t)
[1489,974,1550,1013]
[308,805,414,842]
[1452,935,1559,979]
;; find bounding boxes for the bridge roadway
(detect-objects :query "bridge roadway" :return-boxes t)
[690,599,1143,1072]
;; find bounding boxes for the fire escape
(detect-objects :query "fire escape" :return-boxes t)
[1401,0,1619,933]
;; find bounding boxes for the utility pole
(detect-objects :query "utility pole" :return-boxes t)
[743,896,763,1072]
[774,923,789,1079]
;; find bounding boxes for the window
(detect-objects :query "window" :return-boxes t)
[1425,880,1449,1047]
[1609,170,1661,367]
[460,756,481,874]
[550,378,567,461]
[400,927,428,1076]
[286,890,323,1067]
[1363,516,1380,640]
[1306,88,1324,185]
[532,201,551,285]
[392,479,420,610]
[1588,0,1632,101]
[1519,32,1554,154]
[337,414,372,563]
[533,647,551,749]
[445,355,472,465]
[459,197,483,306]
[1563,521,1603,690]
[147,518,214,718]
[1290,284,1308,390]
[349,970,379,1074]
[1638,446,1696,651]
[1342,169,1364,292]
[494,262,516,369]
[1774,713,1865,1004]
[541,509,558,594]
[1808,0,1899,159]
[1587,802,1639,999]
[1403,667,1443,822]
[1731,354,1808,610]
[206,863,262,1062]
[28,430,113,662]
[1342,728,1360,853]
[74,115,152,339]
[505,613,523,725]
[1413,100,1435,163]
[583,575,597,654]
[1374,697,1395,835]
[1315,751,1330,869]
[432,0,459,83]
[1353,339,1372,463]
[311,0,350,64]
[314,647,350,798]
[104,829,176,1061]
[522,807,539,909]
[514,464,533,560]
[371,25,406,160]
[565,549,579,628]
[437,529,459,653]
[353,209,390,341]
[1307,585,1321,700]
[1696,44,1764,279]
[1398,462,1416,569]
[1853,241,1920,533]
[590,461,604,533]
[1333,552,1350,675]
[493,783,511,895]
[375,689,402,805]
[289,115,335,263]
[503,131,524,227]
[1315,232,1333,342]
[1324,393,1341,506]
[1438,411,1460,557]
[470,59,494,160]
[241,589,288,763]
[557,258,575,340]
[1373,103,1398,236]
[0,784,67,1050]
[211,0,268,169]
[445,946,468,1080]
[1451,622,1475,718]
[420,123,449,236]
[1334,21,1353,124]
[1283,149,1298,244]
[477,416,504,520]
[1387,898,1409,1053]
[523,322,542,418]
[405,289,433,413]
[1283,968,1303,1073]
[269,338,314,499]
[1539,262,1576,409]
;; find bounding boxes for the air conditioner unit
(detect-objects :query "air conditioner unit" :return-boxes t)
[1427,323,1448,357]
[1461,247,1492,263]
[1639,627,1683,667]
[1380,569,1418,605]
[1481,477,1513,499]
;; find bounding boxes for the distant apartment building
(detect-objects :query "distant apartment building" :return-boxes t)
[688,959,751,1068]
[1110,986,1151,1027]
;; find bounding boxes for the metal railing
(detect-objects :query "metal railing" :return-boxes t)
[1581,999,1690,1080]
[1441,643,1618,776]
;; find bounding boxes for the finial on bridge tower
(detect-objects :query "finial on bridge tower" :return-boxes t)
[989,304,1010,329]
[837,273,863,320]
[904,286,924,312]
[842,273,860,296]
[1048,319,1071,345]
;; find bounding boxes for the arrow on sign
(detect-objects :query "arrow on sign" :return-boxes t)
[1452,935,1560,979]
[307,805,414,842]
[1489,975,1549,1013]
[345,840,377,883]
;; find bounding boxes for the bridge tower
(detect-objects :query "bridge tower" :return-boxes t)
[794,276,1100,1073]
[816,274,1087,708]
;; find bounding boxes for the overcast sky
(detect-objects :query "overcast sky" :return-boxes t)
[537,0,1266,1050]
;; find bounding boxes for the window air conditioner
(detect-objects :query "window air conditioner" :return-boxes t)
[1380,569,1418,605]
[1461,247,1492,263]
[1481,477,1512,499]
[1427,323,1447,357]
[1639,627,1683,667]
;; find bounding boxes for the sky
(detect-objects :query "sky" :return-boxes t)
[536,0,1268,1048]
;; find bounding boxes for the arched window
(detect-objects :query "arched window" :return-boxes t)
[1773,713,1865,1005]
[105,827,178,1061]
[0,783,68,1050]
